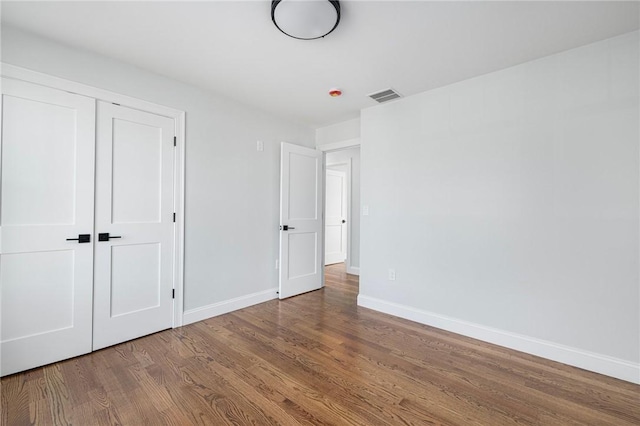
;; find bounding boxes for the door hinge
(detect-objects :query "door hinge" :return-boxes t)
[173,212,176,222]
[172,289,175,299]
[112,102,120,106]
[174,136,177,147]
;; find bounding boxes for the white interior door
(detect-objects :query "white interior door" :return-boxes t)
[1,79,95,376]
[93,102,175,350]
[325,169,347,265]
[279,143,323,299]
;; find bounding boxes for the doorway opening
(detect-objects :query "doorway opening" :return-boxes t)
[277,142,359,300]
[322,145,360,292]
[324,262,359,297]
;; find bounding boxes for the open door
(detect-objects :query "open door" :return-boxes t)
[279,143,323,299]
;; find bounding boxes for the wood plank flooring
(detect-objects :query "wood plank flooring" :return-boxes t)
[2,263,639,425]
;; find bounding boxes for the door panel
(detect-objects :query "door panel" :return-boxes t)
[110,243,161,317]
[288,153,319,219]
[288,233,318,279]
[112,119,163,223]
[1,78,95,376]
[1,251,75,339]
[279,143,323,299]
[325,227,342,255]
[1,96,77,225]
[93,102,174,350]
[325,169,347,265]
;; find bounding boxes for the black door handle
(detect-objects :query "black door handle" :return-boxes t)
[342,219,346,223]
[66,234,91,243]
[98,233,122,241]
[280,225,296,231]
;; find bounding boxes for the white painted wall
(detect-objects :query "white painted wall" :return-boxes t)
[326,148,361,272]
[316,118,360,146]
[360,31,639,382]
[1,26,315,315]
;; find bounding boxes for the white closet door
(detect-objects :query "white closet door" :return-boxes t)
[0,78,95,376]
[93,102,175,350]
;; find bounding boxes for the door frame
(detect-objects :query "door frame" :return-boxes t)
[1,63,187,327]
[317,139,360,276]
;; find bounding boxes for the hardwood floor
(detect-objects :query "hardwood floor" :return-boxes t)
[2,263,639,425]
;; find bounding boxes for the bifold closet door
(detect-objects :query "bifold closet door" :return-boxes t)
[93,102,175,350]
[0,79,95,376]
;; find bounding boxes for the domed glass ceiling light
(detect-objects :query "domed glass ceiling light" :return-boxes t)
[271,0,341,40]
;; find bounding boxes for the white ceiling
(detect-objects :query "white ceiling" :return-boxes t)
[2,1,638,128]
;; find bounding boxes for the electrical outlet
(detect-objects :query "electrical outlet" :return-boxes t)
[362,205,369,216]
[388,269,396,281]
[257,140,264,152]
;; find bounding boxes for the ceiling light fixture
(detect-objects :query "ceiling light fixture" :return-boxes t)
[271,0,341,40]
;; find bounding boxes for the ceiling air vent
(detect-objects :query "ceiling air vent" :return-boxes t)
[368,88,402,103]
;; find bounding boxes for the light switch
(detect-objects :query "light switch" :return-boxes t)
[362,205,369,216]
[388,269,396,281]
[257,140,264,151]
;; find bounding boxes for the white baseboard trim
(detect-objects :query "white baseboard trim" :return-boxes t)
[183,288,278,326]
[357,295,640,385]
[347,266,360,276]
